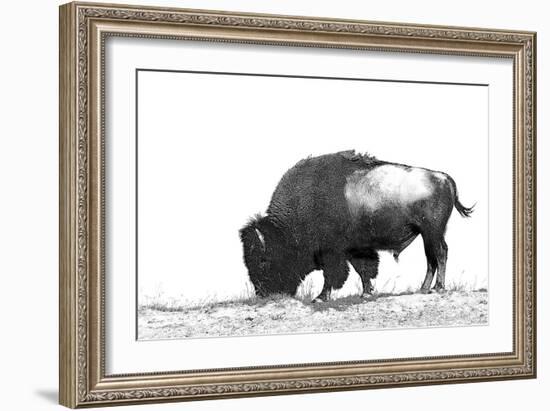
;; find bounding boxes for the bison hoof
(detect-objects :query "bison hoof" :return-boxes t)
[313,293,330,303]
[420,288,432,294]
[361,287,374,297]
[432,283,446,293]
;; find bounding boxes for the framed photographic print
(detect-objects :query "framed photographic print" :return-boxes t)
[59,1,537,408]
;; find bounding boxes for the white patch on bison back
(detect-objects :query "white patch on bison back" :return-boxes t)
[345,165,433,215]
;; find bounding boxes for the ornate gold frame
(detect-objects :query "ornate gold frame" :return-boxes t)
[59,2,536,408]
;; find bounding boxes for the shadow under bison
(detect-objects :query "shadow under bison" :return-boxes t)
[240,150,474,302]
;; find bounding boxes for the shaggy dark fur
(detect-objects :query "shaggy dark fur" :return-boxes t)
[240,150,474,301]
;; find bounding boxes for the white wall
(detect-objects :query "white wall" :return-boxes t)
[0,0,546,409]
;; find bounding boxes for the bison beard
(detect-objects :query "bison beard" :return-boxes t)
[240,150,474,302]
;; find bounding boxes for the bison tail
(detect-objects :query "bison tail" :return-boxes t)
[448,177,475,218]
[455,198,475,218]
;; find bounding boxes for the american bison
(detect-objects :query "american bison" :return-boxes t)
[240,150,474,301]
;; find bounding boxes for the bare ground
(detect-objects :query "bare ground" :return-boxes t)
[138,290,488,340]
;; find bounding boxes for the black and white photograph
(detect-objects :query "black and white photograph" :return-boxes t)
[118,43,496,342]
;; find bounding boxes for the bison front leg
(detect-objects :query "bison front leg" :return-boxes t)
[350,251,379,297]
[315,254,349,302]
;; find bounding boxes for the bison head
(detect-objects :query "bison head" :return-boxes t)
[239,215,301,297]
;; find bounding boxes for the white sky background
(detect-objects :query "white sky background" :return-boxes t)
[137,71,488,306]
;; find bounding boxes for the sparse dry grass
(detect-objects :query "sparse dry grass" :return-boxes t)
[139,278,481,313]
[139,282,256,313]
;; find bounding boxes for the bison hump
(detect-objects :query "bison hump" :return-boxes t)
[344,165,437,216]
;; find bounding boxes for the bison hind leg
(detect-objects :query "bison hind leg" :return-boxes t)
[432,240,448,292]
[314,253,349,302]
[420,232,448,293]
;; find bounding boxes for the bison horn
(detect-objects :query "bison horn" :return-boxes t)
[254,228,265,250]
